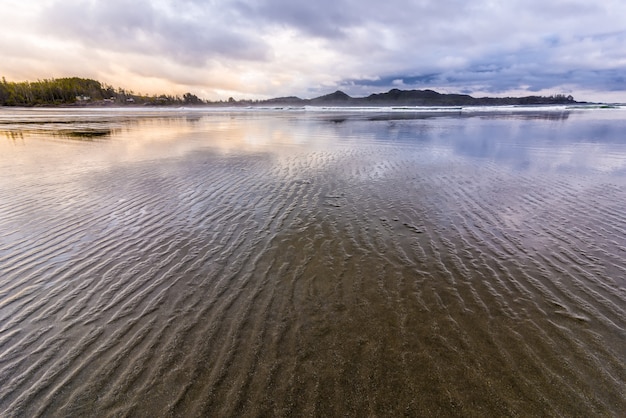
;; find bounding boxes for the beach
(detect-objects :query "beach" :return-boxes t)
[0,107,625,416]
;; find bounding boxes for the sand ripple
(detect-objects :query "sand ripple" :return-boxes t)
[0,110,625,416]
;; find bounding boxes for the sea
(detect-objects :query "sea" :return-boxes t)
[0,105,625,416]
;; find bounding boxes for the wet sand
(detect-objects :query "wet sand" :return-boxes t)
[0,108,625,416]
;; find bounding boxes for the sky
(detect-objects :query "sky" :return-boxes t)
[1,0,625,102]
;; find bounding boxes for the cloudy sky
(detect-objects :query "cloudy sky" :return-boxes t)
[1,0,625,101]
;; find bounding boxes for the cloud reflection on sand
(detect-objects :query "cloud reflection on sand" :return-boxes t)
[0,106,624,417]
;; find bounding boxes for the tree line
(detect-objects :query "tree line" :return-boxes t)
[0,77,206,106]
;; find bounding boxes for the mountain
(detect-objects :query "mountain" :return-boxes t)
[309,90,352,105]
[257,88,577,107]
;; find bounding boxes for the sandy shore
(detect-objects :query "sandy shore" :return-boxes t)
[0,109,624,416]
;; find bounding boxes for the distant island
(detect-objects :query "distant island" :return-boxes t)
[0,76,579,107]
[258,89,577,107]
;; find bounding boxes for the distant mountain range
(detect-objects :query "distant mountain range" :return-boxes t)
[258,88,578,107]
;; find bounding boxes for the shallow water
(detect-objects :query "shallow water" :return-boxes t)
[1,107,625,417]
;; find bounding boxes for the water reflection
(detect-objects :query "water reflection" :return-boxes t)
[58,128,115,140]
[1,107,625,175]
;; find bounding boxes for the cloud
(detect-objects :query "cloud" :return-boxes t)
[237,0,361,39]
[42,0,270,65]
[0,0,624,101]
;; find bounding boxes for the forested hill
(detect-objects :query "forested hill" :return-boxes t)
[0,77,204,106]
